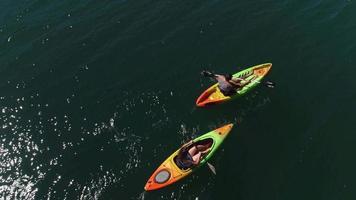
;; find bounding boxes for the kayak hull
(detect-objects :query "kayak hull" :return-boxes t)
[196,63,272,107]
[144,123,233,191]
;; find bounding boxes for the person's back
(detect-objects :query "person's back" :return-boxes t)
[175,147,194,169]
[215,74,237,96]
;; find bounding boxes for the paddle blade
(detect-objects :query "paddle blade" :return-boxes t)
[207,162,216,175]
[265,81,275,88]
[201,70,215,78]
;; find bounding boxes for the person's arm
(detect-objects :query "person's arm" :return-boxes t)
[231,77,251,87]
[229,79,243,87]
[233,77,245,81]
[200,148,210,154]
[214,74,226,82]
[191,152,202,165]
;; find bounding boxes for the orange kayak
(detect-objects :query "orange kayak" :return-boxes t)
[196,63,272,107]
[144,123,234,191]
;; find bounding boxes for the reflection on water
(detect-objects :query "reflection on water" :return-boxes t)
[0,88,169,199]
[138,191,146,200]
[1,0,353,199]
[0,95,43,199]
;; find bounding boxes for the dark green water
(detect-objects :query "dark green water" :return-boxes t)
[1,0,355,199]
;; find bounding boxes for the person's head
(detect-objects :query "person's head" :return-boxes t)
[225,74,233,81]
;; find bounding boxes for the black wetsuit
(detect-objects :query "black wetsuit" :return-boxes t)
[176,151,193,169]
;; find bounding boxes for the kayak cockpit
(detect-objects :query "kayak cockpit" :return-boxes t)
[174,138,214,170]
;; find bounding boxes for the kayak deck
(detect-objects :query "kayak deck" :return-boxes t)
[196,63,272,107]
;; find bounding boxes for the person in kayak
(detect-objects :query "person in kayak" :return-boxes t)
[175,141,211,169]
[201,71,251,96]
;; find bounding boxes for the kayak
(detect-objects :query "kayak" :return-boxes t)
[144,123,233,191]
[196,63,272,107]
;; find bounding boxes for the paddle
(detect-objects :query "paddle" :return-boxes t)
[201,70,216,78]
[254,80,276,88]
[264,80,275,88]
[207,162,216,175]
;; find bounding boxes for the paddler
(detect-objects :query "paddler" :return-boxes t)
[201,70,251,96]
[175,140,211,169]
